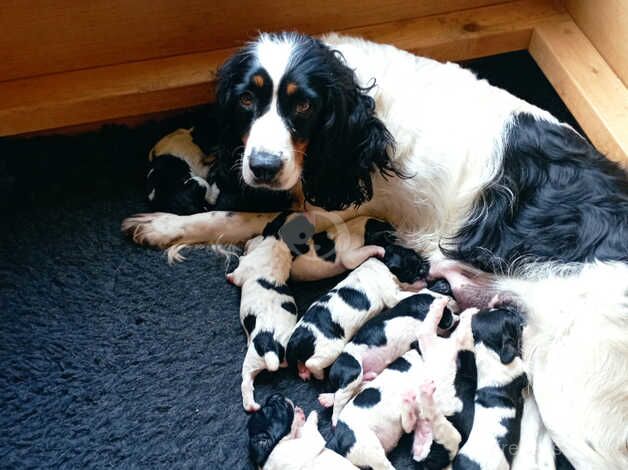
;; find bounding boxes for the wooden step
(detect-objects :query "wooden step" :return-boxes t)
[0,0,568,137]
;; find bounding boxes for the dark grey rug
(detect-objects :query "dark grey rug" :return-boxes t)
[0,51,580,469]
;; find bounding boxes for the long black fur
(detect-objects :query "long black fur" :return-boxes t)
[443,113,628,272]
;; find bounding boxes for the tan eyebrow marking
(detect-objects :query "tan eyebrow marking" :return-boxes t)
[286,82,298,95]
[253,75,264,87]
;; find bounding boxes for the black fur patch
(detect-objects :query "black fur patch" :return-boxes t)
[447,350,477,445]
[353,387,381,408]
[285,326,316,366]
[443,112,628,272]
[475,374,528,410]
[387,356,411,372]
[248,394,294,466]
[452,454,482,470]
[256,278,291,296]
[554,444,576,470]
[381,245,430,283]
[327,420,357,457]
[304,304,345,339]
[427,278,453,297]
[312,231,336,261]
[328,353,362,390]
[363,218,397,247]
[423,441,451,469]
[409,340,420,353]
[472,308,523,365]
[336,287,370,311]
[262,211,291,238]
[253,331,285,362]
[281,301,297,315]
[242,313,256,336]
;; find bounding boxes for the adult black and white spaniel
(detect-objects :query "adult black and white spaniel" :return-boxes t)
[123,32,628,468]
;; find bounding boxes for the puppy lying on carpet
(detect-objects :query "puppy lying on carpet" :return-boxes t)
[318,292,459,426]
[286,245,430,381]
[248,394,357,469]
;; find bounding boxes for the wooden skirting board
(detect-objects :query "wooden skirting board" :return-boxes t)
[0,0,626,165]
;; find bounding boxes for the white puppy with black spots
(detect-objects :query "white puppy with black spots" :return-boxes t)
[286,244,429,381]
[318,292,459,426]
[453,307,527,470]
[328,300,469,470]
[227,233,297,412]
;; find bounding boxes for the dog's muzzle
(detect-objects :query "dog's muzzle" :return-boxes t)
[249,150,283,183]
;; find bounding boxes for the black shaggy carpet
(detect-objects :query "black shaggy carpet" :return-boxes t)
[0,51,581,469]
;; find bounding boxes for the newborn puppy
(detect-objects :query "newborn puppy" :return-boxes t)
[286,247,429,381]
[227,234,297,412]
[453,308,527,470]
[290,217,394,282]
[248,394,357,469]
[147,127,220,214]
[319,293,459,425]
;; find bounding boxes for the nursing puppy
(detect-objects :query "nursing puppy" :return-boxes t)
[318,293,458,425]
[146,127,220,214]
[329,301,464,470]
[227,233,297,412]
[286,246,430,381]
[248,394,357,469]
[453,307,527,470]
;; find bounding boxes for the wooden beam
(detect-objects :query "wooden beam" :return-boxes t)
[0,0,567,137]
[530,20,628,164]
[564,0,628,86]
[0,0,508,82]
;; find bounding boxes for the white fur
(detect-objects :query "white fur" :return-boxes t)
[498,261,628,469]
[263,411,357,470]
[230,236,296,411]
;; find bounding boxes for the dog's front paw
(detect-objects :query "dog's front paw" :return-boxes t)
[121,212,184,248]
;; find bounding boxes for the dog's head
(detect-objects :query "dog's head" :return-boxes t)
[471,307,524,365]
[247,394,297,467]
[216,32,397,210]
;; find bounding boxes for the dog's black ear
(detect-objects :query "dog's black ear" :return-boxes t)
[499,313,522,364]
[302,46,399,211]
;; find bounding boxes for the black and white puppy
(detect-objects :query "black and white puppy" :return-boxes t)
[227,233,297,412]
[248,394,357,469]
[328,301,465,470]
[453,307,527,470]
[286,246,429,381]
[318,293,458,425]
[146,127,220,215]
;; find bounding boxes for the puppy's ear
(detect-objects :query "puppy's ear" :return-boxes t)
[499,315,522,364]
[302,45,400,211]
[249,432,275,466]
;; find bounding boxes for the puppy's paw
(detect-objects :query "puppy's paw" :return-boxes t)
[297,362,311,381]
[318,393,334,408]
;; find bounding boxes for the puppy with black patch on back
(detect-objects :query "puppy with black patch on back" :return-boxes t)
[318,293,459,426]
[226,230,297,412]
[328,299,464,470]
[248,394,357,469]
[453,307,527,470]
[286,244,430,381]
[146,127,221,215]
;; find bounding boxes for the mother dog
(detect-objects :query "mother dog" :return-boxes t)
[123,33,628,468]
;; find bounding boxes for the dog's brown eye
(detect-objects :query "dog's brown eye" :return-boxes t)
[240,92,254,108]
[295,100,310,114]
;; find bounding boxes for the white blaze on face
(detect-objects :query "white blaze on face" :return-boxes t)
[242,34,301,189]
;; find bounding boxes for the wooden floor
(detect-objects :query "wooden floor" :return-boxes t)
[0,0,626,163]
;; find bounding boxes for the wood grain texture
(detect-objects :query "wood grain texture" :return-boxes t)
[564,0,628,86]
[530,20,628,164]
[0,0,508,82]
[0,0,567,136]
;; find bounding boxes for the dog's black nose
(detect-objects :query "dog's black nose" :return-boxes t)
[249,151,283,182]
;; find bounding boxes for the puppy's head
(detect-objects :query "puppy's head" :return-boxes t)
[216,32,398,210]
[471,307,523,364]
[227,234,292,286]
[247,394,296,466]
[382,245,430,284]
